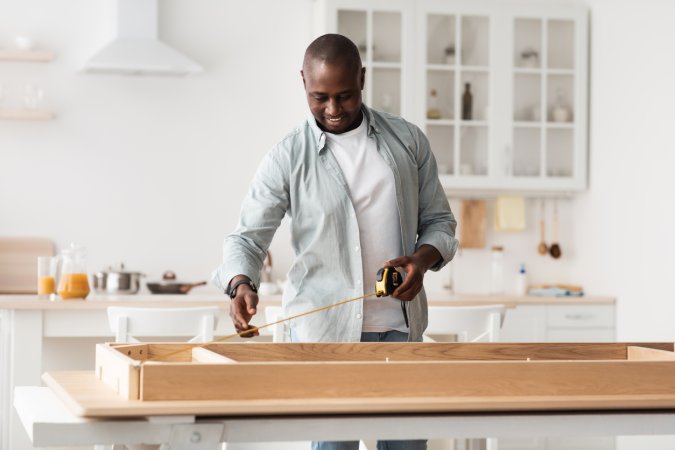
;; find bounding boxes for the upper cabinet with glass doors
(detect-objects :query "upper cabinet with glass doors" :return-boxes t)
[509,11,587,191]
[312,0,413,118]
[313,0,588,193]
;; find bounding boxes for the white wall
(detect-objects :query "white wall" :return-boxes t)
[1,0,674,341]
[0,0,311,290]
[573,0,675,341]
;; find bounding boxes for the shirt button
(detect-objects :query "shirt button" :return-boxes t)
[356,313,362,319]
[356,279,361,285]
[355,245,360,252]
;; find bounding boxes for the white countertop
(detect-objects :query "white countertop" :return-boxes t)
[0,292,615,310]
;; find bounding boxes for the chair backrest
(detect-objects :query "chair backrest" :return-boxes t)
[425,305,507,342]
[263,306,290,342]
[107,306,219,343]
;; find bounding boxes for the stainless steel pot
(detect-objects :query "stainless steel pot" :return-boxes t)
[93,263,144,295]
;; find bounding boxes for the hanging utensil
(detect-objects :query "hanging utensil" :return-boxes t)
[549,200,562,259]
[537,200,548,255]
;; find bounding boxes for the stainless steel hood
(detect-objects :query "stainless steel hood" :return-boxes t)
[83,0,203,76]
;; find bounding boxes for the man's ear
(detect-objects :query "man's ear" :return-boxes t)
[300,69,306,88]
[360,67,366,90]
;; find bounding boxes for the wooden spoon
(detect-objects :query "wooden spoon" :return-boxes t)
[537,201,548,255]
[549,200,562,259]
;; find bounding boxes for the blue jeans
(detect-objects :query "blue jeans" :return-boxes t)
[311,330,427,450]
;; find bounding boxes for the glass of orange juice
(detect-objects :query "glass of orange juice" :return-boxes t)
[37,256,57,300]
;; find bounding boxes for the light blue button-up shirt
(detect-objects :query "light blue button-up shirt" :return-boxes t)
[212,105,458,342]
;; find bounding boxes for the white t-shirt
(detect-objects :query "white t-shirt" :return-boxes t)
[325,117,407,332]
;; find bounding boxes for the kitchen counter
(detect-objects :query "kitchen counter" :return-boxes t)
[0,292,615,310]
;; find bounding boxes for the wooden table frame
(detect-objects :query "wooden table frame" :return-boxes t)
[44,341,675,417]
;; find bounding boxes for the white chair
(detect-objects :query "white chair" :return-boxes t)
[263,306,291,343]
[106,306,219,343]
[424,304,506,343]
[425,305,506,450]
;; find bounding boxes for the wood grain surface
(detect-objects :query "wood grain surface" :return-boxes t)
[459,200,486,249]
[43,367,675,418]
[0,237,54,293]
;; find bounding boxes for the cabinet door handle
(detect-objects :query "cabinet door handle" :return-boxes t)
[564,314,595,321]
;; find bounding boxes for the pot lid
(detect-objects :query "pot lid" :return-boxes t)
[149,270,191,286]
[98,263,143,276]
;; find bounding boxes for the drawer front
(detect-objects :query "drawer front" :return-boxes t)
[546,304,615,328]
[546,328,615,343]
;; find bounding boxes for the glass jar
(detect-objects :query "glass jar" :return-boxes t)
[57,243,90,300]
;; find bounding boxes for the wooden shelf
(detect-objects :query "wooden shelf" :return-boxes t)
[0,49,54,62]
[0,109,55,121]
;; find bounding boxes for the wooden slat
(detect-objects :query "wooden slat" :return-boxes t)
[191,347,237,364]
[0,49,54,62]
[627,346,675,361]
[0,109,55,120]
[139,358,675,401]
[202,342,675,363]
[95,344,141,400]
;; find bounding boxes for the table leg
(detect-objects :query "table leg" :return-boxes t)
[8,310,43,450]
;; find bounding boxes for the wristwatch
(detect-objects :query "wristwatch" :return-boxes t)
[227,279,257,299]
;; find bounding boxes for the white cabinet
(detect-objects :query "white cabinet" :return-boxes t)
[313,0,588,193]
[500,303,616,342]
[499,302,615,450]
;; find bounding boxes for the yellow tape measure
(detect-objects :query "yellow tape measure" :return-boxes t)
[143,266,405,364]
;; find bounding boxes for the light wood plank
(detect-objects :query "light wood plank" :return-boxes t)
[95,344,141,400]
[0,49,54,61]
[43,370,675,418]
[138,358,675,401]
[201,342,675,363]
[191,347,238,364]
[627,346,675,361]
[0,109,55,120]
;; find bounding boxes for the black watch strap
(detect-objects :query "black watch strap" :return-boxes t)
[228,279,257,299]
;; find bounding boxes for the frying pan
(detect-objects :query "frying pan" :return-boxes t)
[147,271,207,294]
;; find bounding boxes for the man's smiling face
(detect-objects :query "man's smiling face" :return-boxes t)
[302,60,365,134]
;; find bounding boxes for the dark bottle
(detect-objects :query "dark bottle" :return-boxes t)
[462,82,473,120]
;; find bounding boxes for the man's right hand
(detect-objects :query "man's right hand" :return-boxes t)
[228,278,260,338]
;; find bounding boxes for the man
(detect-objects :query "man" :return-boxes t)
[213,34,458,449]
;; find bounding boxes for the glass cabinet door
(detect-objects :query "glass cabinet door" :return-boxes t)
[337,8,403,115]
[424,13,490,178]
[512,17,576,181]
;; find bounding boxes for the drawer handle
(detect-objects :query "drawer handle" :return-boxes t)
[564,314,596,320]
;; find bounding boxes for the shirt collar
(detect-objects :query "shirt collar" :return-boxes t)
[308,104,380,153]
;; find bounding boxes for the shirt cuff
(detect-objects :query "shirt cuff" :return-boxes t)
[415,231,459,272]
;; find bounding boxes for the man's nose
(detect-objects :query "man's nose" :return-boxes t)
[326,98,340,116]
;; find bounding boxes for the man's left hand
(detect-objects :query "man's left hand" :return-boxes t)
[383,255,425,301]
[384,245,442,301]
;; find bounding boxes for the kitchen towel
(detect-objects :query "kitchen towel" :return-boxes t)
[494,195,526,231]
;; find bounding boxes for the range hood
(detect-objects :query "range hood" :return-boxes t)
[84,0,203,76]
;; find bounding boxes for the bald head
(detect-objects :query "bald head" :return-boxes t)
[303,34,362,74]
[301,34,365,134]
